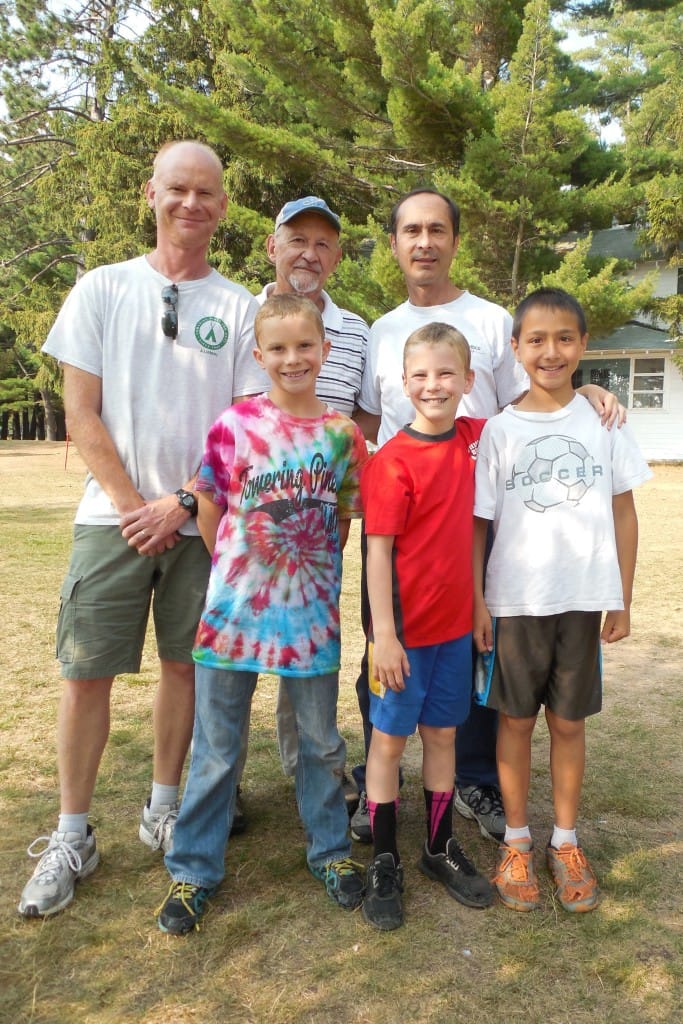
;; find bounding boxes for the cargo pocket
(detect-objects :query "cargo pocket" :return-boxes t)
[55,572,82,664]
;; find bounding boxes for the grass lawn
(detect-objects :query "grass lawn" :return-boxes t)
[0,442,680,1024]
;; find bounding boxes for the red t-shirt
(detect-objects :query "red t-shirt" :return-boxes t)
[361,418,485,647]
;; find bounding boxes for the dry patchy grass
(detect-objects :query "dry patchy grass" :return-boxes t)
[0,443,681,1024]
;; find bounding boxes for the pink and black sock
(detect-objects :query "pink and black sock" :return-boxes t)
[368,798,400,864]
[424,788,454,856]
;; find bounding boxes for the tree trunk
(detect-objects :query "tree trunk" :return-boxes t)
[41,389,60,441]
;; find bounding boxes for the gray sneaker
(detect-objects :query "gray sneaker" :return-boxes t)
[139,799,179,852]
[18,827,100,918]
[454,784,505,842]
[350,790,372,844]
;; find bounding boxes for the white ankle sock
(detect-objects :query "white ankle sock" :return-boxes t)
[150,783,179,812]
[551,826,577,849]
[505,825,532,844]
[57,813,88,839]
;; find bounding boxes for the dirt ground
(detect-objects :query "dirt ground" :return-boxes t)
[1,441,681,1024]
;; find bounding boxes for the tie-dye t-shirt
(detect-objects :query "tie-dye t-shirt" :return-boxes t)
[193,393,368,677]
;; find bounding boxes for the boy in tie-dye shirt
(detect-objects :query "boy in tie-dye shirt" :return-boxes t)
[157,294,368,935]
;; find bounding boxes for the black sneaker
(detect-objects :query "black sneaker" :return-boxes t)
[418,837,494,909]
[156,881,213,934]
[230,786,247,836]
[350,790,372,843]
[454,784,505,843]
[363,853,404,931]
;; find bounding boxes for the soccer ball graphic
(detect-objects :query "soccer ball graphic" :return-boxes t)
[511,435,596,513]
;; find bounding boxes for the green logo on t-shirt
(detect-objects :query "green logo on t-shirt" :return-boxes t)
[195,317,229,351]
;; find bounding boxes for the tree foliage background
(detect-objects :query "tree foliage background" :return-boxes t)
[0,0,680,437]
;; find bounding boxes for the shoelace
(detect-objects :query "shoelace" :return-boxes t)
[26,834,84,882]
[151,808,178,851]
[155,881,209,921]
[496,845,533,883]
[445,839,477,876]
[552,845,591,882]
[371,860,403,897]
[327,858,363,878]
[471,785,503,816]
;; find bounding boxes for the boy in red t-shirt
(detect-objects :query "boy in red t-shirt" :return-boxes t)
[360,322,493,930]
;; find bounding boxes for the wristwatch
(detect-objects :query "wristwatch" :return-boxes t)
[175,488,198,517]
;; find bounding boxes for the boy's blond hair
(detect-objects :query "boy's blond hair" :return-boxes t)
[403,322,471,372]
[254,294,325,347]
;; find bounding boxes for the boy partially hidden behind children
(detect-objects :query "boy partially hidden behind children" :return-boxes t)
[473,287,652,913]
[360,322,494,931]
[156,294,368,934]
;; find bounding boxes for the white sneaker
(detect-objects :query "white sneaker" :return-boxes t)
[139,799,178,852]
[18,827,99,918]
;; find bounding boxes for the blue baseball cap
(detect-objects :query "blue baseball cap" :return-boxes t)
[274,196,341,233]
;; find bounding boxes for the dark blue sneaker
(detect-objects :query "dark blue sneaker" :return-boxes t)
[156,881,213,934]
[312,858,365,909]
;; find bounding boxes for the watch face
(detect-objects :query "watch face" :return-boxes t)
[176,489,198,514]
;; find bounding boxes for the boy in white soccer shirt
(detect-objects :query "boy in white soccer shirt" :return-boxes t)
[473,288,651,913]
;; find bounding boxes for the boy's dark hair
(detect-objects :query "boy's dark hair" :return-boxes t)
[513,287,588,339]
[389,188,460,238]
[403,322,471,373]
[254,293,325,346]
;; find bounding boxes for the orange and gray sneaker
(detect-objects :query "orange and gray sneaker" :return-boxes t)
[492,839,540,912]
[545,842,599,913]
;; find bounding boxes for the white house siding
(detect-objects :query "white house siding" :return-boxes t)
[571,225,682,462]
[627,356,683,462]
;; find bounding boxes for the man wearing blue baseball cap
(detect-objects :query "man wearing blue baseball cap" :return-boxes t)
[257,196,367,417]
[232,197,369,820]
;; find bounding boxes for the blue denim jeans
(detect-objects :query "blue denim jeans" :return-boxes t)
[165,665,351,889]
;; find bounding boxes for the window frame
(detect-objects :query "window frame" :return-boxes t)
[573,353,667,411]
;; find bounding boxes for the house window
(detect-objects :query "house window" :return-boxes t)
[573,357,665,409]
[632,357,665,408]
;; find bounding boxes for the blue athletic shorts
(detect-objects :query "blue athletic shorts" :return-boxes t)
[368,633,472,737]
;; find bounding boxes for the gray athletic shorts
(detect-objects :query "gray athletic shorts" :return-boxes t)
[482,611,602,721]
[55,525,211,680]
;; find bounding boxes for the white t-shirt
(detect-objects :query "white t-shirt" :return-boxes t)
[256,285,368,417]
[474,395,652,616]
[358,291,527,446]
[43,255,268,531]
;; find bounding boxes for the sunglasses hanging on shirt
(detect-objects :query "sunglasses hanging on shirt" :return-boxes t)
[161,284,179,339]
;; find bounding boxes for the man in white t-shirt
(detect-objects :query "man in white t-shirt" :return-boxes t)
[237,197,368,807]
[352,188,622,847]
[18,141,268,919]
